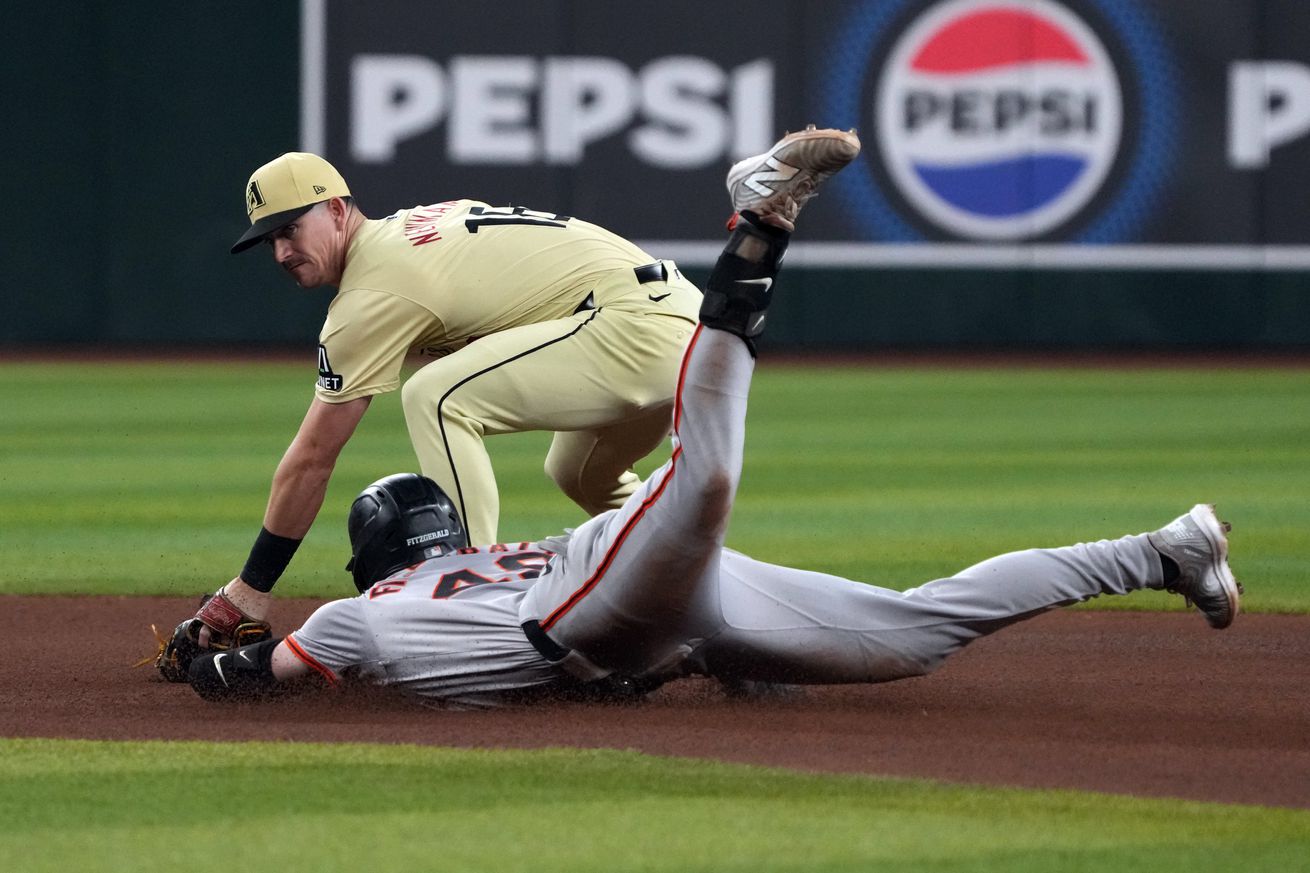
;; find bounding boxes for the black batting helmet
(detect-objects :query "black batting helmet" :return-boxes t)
[345,473,467,592]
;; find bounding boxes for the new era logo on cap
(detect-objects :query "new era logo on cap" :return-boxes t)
[314,185,326,194]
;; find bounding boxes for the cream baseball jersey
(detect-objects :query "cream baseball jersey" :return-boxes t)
[314,200,660,403]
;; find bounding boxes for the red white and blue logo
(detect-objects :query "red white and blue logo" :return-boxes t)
[822,0,1177,242]
[879,0,1120,239]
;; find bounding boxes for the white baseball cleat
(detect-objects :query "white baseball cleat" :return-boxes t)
[1148,503,1244,629]
[726,125,862,231]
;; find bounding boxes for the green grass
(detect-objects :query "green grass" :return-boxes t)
[3,364,1307,869]
[1,738,1306,873]
[1,361,1307,612]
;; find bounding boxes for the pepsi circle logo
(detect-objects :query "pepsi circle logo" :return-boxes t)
[877,0,1122,240]
[820,0,1178,243]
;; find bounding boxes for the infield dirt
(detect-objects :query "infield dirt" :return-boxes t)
[5,595,1307,810]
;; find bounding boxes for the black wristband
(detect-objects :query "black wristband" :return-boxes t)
[241,527,302,593]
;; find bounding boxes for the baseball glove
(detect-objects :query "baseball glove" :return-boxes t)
[146,592,272,683]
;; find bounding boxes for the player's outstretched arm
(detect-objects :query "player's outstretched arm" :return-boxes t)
[194,396,371,645]
[187,639,312,702]
[261,396,373,543]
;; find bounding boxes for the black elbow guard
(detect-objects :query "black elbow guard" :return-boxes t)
[188,637,284,702]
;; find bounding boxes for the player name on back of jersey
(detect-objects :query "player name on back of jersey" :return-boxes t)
[398,200,463,246]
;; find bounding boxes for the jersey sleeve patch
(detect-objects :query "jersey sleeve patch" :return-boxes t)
[317,344,344,392]
[315,290,442,403]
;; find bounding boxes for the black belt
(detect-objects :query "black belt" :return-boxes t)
[633,261,668,284]
[522,619,571,663]
[521,619,666,701]
[572,292,596,314]
[573,262,668,314]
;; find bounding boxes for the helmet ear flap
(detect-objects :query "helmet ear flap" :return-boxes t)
[345,490,391,589]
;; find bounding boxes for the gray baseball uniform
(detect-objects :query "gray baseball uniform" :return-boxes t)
[285,325,1169,707]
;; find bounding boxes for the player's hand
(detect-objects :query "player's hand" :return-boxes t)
[194,579,272,648]
[156,585,273,683]
[155,617,274,682]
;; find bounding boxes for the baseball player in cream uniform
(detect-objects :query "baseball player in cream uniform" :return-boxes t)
[197,153,701,639]
[185,129,1243,708]
[306,196,701,538]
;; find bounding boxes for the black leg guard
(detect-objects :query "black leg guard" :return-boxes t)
[698,210,791,355]
[188,637,286,702]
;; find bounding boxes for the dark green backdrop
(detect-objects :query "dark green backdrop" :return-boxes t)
[7,3,1307,351]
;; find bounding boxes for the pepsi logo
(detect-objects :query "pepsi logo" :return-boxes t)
[876,0,1123,240]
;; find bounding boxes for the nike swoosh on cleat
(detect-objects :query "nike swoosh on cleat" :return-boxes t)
[213,654,229,686]
[648,292,672,302]
[237,648,253,664]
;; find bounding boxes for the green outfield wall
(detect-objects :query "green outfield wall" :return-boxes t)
[683,267,1310,351]
[7,2,1309,351]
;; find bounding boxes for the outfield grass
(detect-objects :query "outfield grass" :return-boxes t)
[1,738,1306,873]
[1,361,1307,611]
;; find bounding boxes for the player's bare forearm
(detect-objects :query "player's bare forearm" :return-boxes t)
[221,452,332,616]
[262,395,372,538]
[270,640,311,680]
[219,396,372,622]
[261,438,338,539]
[196,396,371,638]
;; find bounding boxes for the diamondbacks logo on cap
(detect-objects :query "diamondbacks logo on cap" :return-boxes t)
[246,180,266,216]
